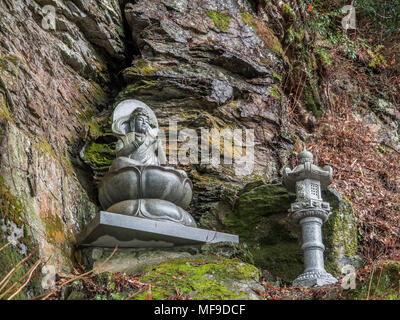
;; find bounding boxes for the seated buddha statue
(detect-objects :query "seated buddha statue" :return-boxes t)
[99,99,196,228]
[110,107,167,171]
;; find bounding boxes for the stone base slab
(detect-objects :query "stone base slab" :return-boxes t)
[76,211,239,248]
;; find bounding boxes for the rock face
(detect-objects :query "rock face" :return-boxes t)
[0,0,376,299]
[78,242,262,300]
[224,183,359,283]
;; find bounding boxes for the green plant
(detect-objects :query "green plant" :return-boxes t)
[367,45,388,68]
[206,10,231,32]
[354,0,400,38]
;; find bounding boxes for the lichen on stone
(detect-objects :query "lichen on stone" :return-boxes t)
[0,176,25,228]
[123,59,164,79]
[42,212,66,245]
[303,76,324,119]
[83,142,115,168]
[322,190,360,275]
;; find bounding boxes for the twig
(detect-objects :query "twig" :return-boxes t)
[0,242,11,253]
[124,287,146,300]
[145,284,152,300]
[0,258,42,299]
[0,250,36,293]
[368,140,400,156]
[372,266,384,300]
[366,265,375,300]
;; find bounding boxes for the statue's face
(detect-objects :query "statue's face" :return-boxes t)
[130,115,149,133]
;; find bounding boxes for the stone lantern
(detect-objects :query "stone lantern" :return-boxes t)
[283,148,337,287]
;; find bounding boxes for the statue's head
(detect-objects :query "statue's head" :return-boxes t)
[129,107,154,133]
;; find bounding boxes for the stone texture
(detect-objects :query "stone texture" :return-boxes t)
[1,0,395,299]
[0,0,123,274]
[78,246,263,300]
[224,182,359,283]
[76,211,239,248]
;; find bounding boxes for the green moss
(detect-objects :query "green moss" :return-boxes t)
[0,176,34,250]
[225,184,303,281]
[295,27,305,42]
[132,255,259,300]
[83,142,115,167]
[269,84,281,98]
[317,48,333,66]
[206,10,231,32]
[86,116,113,140]
[254,243,303,283]
[33,139,75,176]
[303,78,323,119]
[271,38,284,56]
[346,261,400,300]
[89,81,108,104]
[323,192,358,275]
[0,238,28,299]
[0,176,33,299]
[282,4,296,20]
[284,25,295,44]
[115,81,157,104]
[0,93,13,122]
[273,73,282,82]
[240,12,257,30]
[123,59,164,78]
[0,176,25,227]
[42,212,65,245]
[226,184,296,236]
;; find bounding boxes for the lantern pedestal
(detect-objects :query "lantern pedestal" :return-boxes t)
[292,214,337,287]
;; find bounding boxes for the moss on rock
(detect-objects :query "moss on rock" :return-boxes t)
[304,76,324,119]
[225,183,301,282]
[0,238,28,299]
[115,81,158,105]
[206,10,231,32]
[323,189,359,275]
[240,12,257,30]
[225,182,359,283]
[0,176,25,227]
[123,59,164,79]
[0,176,37,299]
[83,142,115,168]
[226,183,296,236]
[0,94,12,122]
[346,261,400,300]
[42,212,66,245]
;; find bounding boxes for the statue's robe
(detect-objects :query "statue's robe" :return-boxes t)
[114,131,165,167]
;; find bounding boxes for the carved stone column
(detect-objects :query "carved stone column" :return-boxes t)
[283,148,337,287]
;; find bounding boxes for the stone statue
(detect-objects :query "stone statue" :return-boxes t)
[98,99,196,227]
[77,99,239,248]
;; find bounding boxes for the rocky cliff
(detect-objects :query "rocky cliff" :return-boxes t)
[0,0,399,300]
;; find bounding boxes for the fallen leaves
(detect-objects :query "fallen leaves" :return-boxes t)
[307,94,400,263]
